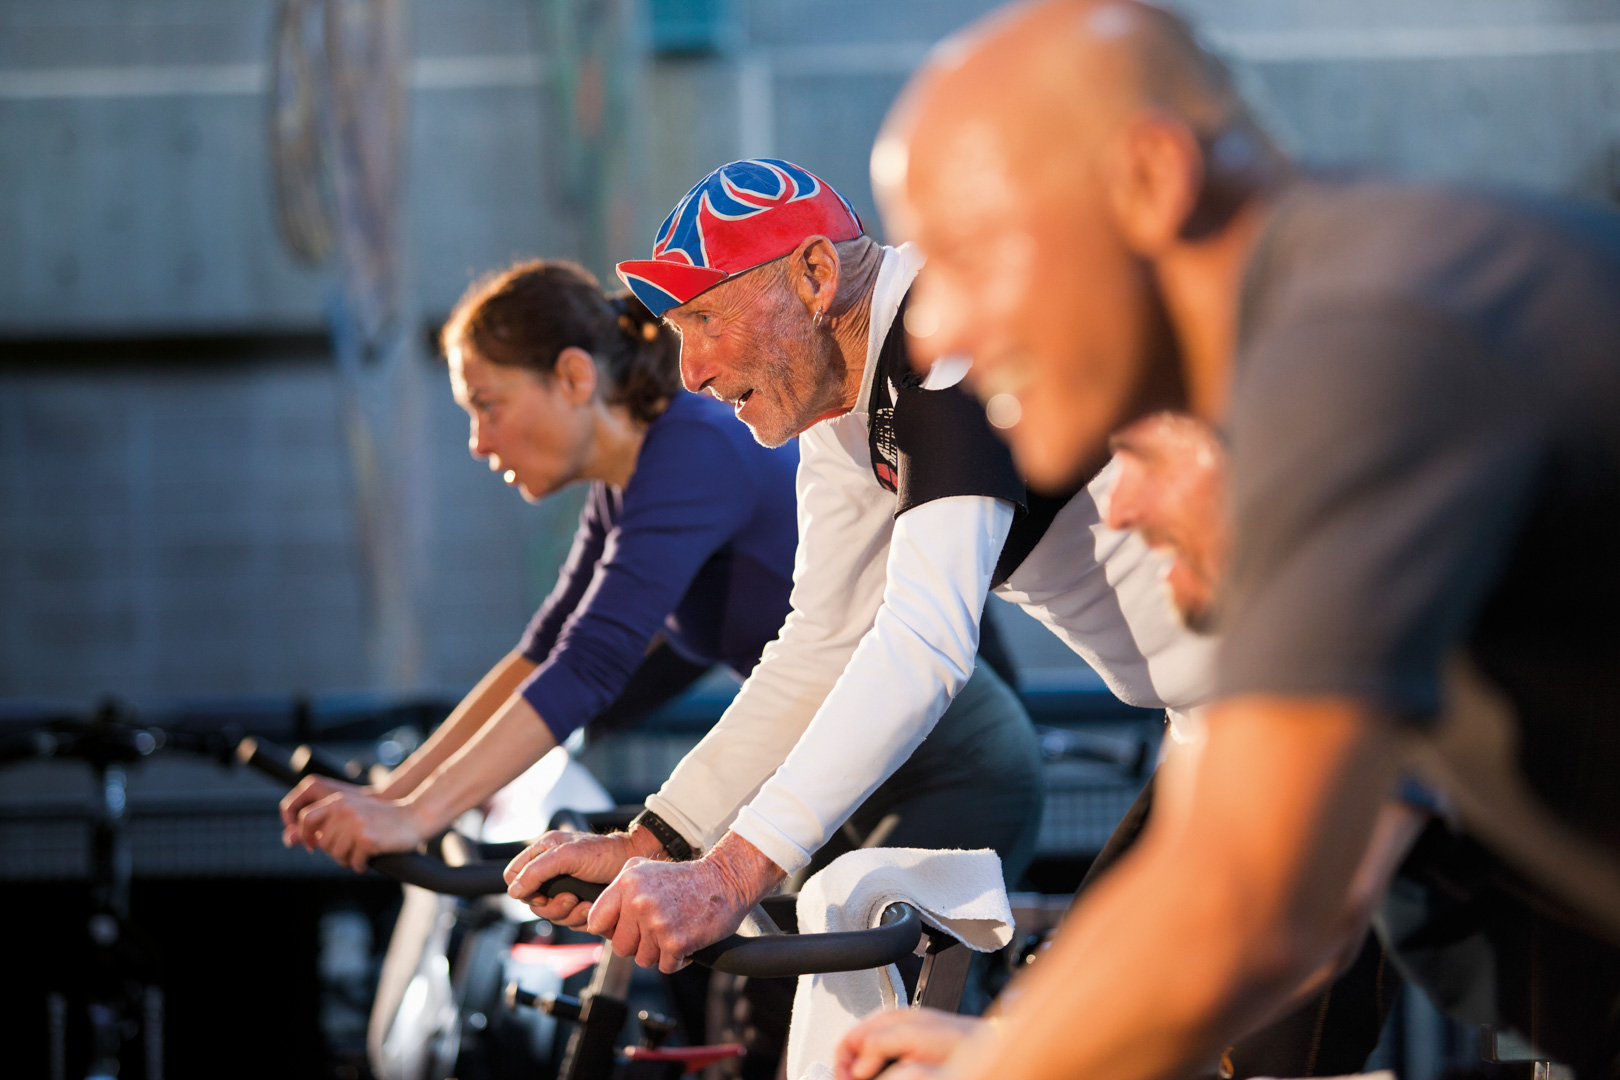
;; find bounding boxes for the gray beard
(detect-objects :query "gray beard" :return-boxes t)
[746,326,849,447]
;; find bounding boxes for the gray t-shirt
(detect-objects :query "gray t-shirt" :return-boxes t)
[1218,177,1620,863]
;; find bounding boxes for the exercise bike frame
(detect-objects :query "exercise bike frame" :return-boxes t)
[246,736,975,1080]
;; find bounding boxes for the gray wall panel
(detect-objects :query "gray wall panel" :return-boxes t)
[768,70,908,234]
[4,0,1619,701]
[411,85,555,315]
[0,92,327,331]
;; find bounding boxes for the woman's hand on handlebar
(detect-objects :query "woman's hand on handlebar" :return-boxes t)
[282,780,431,873]
[835,1007,984,1080]
[504,829,656,927]
[280,775,365,844]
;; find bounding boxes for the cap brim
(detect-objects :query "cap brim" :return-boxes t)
[615,260,731,318]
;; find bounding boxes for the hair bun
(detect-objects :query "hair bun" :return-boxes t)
[612,291,663,342]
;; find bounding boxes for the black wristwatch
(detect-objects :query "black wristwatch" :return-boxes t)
[631,808,695,862]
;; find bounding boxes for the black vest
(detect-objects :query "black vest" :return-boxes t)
[864,292,1075,588]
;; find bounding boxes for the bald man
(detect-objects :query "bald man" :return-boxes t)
[862,3,1620,1080]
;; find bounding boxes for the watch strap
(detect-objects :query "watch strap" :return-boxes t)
[631,808,695,862]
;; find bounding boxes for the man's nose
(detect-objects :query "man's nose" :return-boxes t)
[678,341,715,394]
[1104,469,1144,533]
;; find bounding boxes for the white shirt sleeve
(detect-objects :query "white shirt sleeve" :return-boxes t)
[645,412,1015,871]
[728,493,1014,871]
[643,419,897,853]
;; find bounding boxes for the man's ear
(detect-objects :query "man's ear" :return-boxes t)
[554,347,600,405]
[786,235,841,318]
[1103,114,1203,255]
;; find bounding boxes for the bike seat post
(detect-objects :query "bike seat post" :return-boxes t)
[912,928,972,1012]
[558,947,635,1080]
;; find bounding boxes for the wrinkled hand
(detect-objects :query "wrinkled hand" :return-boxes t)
[585,856,759,974]
[835,1007,984,1080]
[281,779,429,873]
[504,830,646,928]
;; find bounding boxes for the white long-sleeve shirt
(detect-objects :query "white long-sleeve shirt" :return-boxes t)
[645,244,1215,872]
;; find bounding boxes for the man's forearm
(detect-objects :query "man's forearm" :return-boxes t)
[399,693,559,836]
[956,827,1290,1080]
[376,651,537,800]
[729,496,1011,871]
[943,698,1400,1080]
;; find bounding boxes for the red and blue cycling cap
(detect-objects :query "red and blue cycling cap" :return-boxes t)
[616,158,864,317]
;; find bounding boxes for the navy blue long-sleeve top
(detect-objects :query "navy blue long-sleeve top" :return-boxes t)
[516,391,800,742]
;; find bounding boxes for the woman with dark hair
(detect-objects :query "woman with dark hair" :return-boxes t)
[279,259,803,862]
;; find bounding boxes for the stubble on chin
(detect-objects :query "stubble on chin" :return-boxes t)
[743,410,793,449]
[745,328,849,447]
[1170,571,1220,635]
[1178,598,1218,636]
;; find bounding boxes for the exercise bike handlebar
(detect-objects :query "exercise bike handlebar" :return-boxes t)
[690,901,921,978]
[354,858,924,977]
[235,736,356,787]
[364,854,602,904]
[242,736,927,977]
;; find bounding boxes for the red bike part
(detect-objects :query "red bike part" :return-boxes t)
[621,1043,746,1073]
[507,942,604,979]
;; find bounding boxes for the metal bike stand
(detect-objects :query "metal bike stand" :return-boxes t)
[556,949,635,1080]
[913,928,973,1011]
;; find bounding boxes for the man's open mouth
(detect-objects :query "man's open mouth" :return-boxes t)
[733,389,754,412]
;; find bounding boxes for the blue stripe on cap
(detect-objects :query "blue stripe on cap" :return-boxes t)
[622,274,685,318]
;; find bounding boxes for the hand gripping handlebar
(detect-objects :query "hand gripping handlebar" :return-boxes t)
[240,736,926,977]
[357,856,924,977]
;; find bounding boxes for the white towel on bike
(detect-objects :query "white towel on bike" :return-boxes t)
[785,847,1014,1080]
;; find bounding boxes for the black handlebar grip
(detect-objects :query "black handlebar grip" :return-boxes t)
[368,853,511,897]
[235,737,302,787]
[539,875,605,902]
[363,857,609,902]
[471,839,533,863]
[291,743,361,782]
[689,902,922,978]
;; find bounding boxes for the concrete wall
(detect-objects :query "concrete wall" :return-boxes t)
[3,0,1618,701]
[0,0,568,334]
[0,347,583,701]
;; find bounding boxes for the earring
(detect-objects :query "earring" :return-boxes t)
[812,308,824,330]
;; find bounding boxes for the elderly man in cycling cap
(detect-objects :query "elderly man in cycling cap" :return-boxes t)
[504,157,1213,969]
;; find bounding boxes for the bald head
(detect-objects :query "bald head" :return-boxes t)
[874,0,1282,489]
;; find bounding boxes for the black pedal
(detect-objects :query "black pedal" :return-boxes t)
[637,1009,676,1049]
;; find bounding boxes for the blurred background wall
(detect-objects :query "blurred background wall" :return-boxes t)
[3,0,1618,704]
